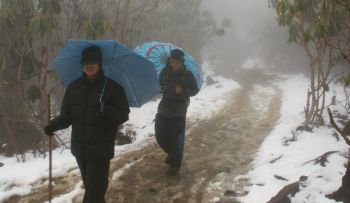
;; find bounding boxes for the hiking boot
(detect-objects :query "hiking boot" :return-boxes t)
[164,155,170,165]
[166,166,179,175]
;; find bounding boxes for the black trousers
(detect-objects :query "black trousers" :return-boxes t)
[155,114,186,169]
[76,156,110,203]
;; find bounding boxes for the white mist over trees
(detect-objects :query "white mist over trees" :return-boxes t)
[0,0,228,158]
[274,0,350,128]
[201,0,309,74]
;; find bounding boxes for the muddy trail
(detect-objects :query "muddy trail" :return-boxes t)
[6,70,282,203]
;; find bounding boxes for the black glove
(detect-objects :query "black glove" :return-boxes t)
[44,124,55,136]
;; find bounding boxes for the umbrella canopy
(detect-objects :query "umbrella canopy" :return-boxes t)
[52,39,160,108]
[134,41,203,89]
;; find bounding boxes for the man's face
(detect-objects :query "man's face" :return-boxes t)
[83,62,100,78]
[170,58,183,72]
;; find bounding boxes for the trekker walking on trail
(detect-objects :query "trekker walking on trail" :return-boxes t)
[155,48,199,174]
[44,46,130,203]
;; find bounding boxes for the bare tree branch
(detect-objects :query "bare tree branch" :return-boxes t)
[302,151,339,167]
[341,50,350,64]
[335,0,350,13]
[327,108,350,146]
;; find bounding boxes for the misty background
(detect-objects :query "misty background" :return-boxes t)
[1,0,348,160]
[201,0,309,76]
[1,1,350,202]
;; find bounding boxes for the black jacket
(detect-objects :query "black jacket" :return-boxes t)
[49,70,130,160]
[157,65,199,118]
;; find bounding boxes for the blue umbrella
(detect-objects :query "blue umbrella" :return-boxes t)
[134,41,203,89]
[52,39,160,107]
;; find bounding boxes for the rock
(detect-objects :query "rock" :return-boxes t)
[0,162,3,167]
[296,125,312,132]
[267,176,308,203]
[224,190,237,197]
[327,156,350,202]
[116,124,136,145]
[116,133,132,145]
[149,187,157,193]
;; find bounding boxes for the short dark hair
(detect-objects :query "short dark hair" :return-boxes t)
[81,46,102,66]
[170,48,184,61]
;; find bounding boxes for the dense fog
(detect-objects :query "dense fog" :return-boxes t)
[201,0,310,76]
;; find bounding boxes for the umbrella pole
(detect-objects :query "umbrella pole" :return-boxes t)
[48,93,52,203]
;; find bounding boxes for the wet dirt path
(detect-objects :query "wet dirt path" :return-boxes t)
[6,71,282,203]
[103,83,281,203]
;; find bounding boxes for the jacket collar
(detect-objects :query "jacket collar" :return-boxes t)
[82,69,105,85]
[165,64,185,75]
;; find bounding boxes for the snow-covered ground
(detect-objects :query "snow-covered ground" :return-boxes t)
[0,62,349,203]
[240,74,349,203]
[0,62,239,203]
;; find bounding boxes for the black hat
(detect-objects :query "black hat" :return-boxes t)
[170,48,184,60]
[81,46,102,66]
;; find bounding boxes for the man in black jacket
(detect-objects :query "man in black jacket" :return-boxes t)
[45,46,130,203]
[155,49,199,174]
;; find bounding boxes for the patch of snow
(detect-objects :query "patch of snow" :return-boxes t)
[0,61,238,201]
[51,182,83,203]
[112,156,144,180]
[250,84,277,115]
[242,57,261,70]
[240,74,349,203]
